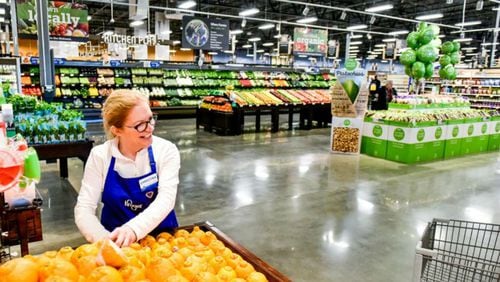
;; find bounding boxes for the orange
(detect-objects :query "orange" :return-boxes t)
[86,266,124,282]
[135,247,152,267]
[247,272,269,282]
[180,255,208,281]
[146,257,177,282]
[200,231,216,246]
[45,276,74,282]
[125,256,145,269]
[193,272,218,282]
[208,240,225,254]
[0,257,39,282]
[153,245,172,258]
[197,247,215,262]
[71,244,99,266]
[129,242,142,250]
[119,265,146,282]
[216,265,237,281]
[225,253,242,269]
[139,235,157,250]
[209,255,227,273]
[171,237,188,249]
[42,250,59,259]
[156,232,173,241]
[156,237,171,248]
[233,279,246,282]
[167,252,185,269]
[98,239,128,268]
[190,226,205,239]
[235,260,255,279]
[74,256,98,276]
[57,246,75,261]
[38,258,79,282]
[176,247,193,259]
[187,236,202,249]
[174,229,190,238]
[166,274,189,282]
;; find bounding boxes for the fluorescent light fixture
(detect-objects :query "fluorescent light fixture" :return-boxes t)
[169,50,176,53]
[374,49,385,52]
[382,38,397,42]
[246,54,254,57]
[388,30,409,36]
[375,44,386,47]
[454,38,473,42]
[438,34,446,38]
[226,63,244,67]
[481,42,498,46]
[297,17,318,24]
[447,0,453,4]
[274,34,282,38]
[462,47,476,51]
[365,4,393,13]
[370,16,376,24]
[130,20,144,27]
[351,34,363,39]
[232,39,239,43]
[223,50,234,54]
[172,40,181,45]
[230,29,244,35]
[350,41,363,45]
[258,23,275,30]
[302,6,310,16]
[340,10,347,20]
[241,19,247,27]
[454,21,481,27]
[347,24,368,30]
[239,8,259,17]
[87,15,92,21]
[242,44,252,48]
[263,42,274,47]
[264,52,270,56]
[208,52,218,55]
[248,37,261,42]
[476,0,484,10]
[298,55,307,58]
[256,49,265,53]
[161,30,173,35]
[415,13,443,20]
[178,0,196,9]
[381,60,389,63]
[349,46,360,49]
[180,48,192,51]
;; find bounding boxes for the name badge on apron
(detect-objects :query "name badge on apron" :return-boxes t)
[139,173,158,191]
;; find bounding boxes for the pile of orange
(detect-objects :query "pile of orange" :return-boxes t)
[0,226,269,282]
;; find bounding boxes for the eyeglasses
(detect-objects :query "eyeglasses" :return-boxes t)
[125,114,158,133]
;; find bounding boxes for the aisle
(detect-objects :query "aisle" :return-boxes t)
[22,118,500,282]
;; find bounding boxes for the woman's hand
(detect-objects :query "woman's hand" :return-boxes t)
[108,225,137,247]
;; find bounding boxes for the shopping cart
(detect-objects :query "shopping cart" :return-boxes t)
[413,218,500,281]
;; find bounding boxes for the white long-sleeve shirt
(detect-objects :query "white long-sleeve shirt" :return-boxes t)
[74,136,180,242]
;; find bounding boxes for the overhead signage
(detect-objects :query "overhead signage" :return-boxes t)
[102,34,158,46]
[181,16,229,51]
[293,27,328,56]
[17,1,89,42]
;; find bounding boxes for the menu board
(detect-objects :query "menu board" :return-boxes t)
[17,0,89,42]
[182,16,229,51]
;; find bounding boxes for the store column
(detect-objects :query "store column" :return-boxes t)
[130,0,149,60]
[35,0,55,101]
[155,12,170,61]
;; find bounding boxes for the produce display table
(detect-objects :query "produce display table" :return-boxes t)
[181,221,290,282]
[31,140,94,178]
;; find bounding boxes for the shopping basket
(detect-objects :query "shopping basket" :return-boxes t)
[413,218,500,281]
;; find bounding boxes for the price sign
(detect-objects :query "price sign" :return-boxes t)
[110,60,121,67]
[30,57,39,64]
[150,61,161,68]
[54,58,66,65]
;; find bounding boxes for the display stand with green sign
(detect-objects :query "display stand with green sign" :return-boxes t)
[443,119,465,159]
[361,118,389,158]
[488,117,500,151]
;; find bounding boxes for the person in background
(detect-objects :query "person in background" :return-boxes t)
[369,75,381,110]
[74,89,180,247]
[379,80,398,110]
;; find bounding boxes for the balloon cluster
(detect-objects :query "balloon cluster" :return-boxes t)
[400,23,441,80]
[438,41,461,80]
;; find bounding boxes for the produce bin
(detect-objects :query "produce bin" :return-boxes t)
[488,116,500,151]
[361,117,388,159]
[443,119,465,159]
[424,123,447,161]
[385,120,438,164]
[460,117,487,155]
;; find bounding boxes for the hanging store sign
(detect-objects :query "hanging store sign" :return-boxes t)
[17,0,89,42]
[102,34,158,46]
[181,16,229,51]
[293,28,328,56]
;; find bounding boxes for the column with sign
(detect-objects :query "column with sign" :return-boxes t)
[330,59,369,154]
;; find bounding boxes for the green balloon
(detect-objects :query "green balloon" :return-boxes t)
[439,55,451,66]
[425,63,434,79]
[418,22,428,33]
[450,51,460,65]
[449,69,457,80]
[405,65,412,76]
[439,67,447,79]
[429,25,440,37]
[419,28,435,45]
[443,65,456,80]
[412,61,426,79]
[400,49,417,66]
[417,44,438,63]
[428,38,442,49]
[406,32,420,49]
[441,41,454,54]
[452,42,461,52]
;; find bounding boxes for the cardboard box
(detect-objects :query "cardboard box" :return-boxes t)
[361,118,389,158]
[488,117,500,151]
[444,119,465,159]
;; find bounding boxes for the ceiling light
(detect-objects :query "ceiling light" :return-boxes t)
[172,40,181,45]
[241,19,247,27]
[347,24,368,30]
[274,34,282,38]
[454,38,473,42]
[447,0,453,4]
[249,37,261,42]
[178,0,196,9]
[350,41,363,45]
[230,29,244,35]
[462,47,476,51]
[370,16,376,25]
[297,17,318,24]
[208,52,218,55]
[130,20,144,27]
[264,52,270,56]
[481,42,498,46]
[242,44,252,48]
[87,15,92,21]
[438,34,446,38]
[388,30,409,36]
[256,49,265,53]
[302,6,310,16]
[239,8,259,17]
[223,50,233,54]
[365,4,393,13]
[476,0,484,10]
[340,10,347,20]
[382,38,397,42]
[455,21,482,27]
[263,42,274,47]
[180,48,191,51]
[375,44,386,47]
[416,13,443,20]
[258,23,275,30]
[351,34,363,39]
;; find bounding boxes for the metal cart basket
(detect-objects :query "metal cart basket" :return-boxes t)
[413,218,500,281]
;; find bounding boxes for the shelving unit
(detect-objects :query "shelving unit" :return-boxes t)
[386,74,410,95]
[0,57,22,95]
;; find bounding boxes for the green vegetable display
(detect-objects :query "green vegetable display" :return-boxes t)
[439,40,461,80]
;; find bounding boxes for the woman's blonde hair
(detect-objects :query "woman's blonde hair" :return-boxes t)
[102,89,148,139]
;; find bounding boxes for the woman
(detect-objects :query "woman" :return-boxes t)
[75,89,180,247]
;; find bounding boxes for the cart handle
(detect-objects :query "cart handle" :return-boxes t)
[415,241,438,258]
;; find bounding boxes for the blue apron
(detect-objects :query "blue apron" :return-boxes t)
[101,146,178,235]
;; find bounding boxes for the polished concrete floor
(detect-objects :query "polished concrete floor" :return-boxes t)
[6,116,500,281]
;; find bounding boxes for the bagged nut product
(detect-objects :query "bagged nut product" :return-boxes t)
[330,117,363,154]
